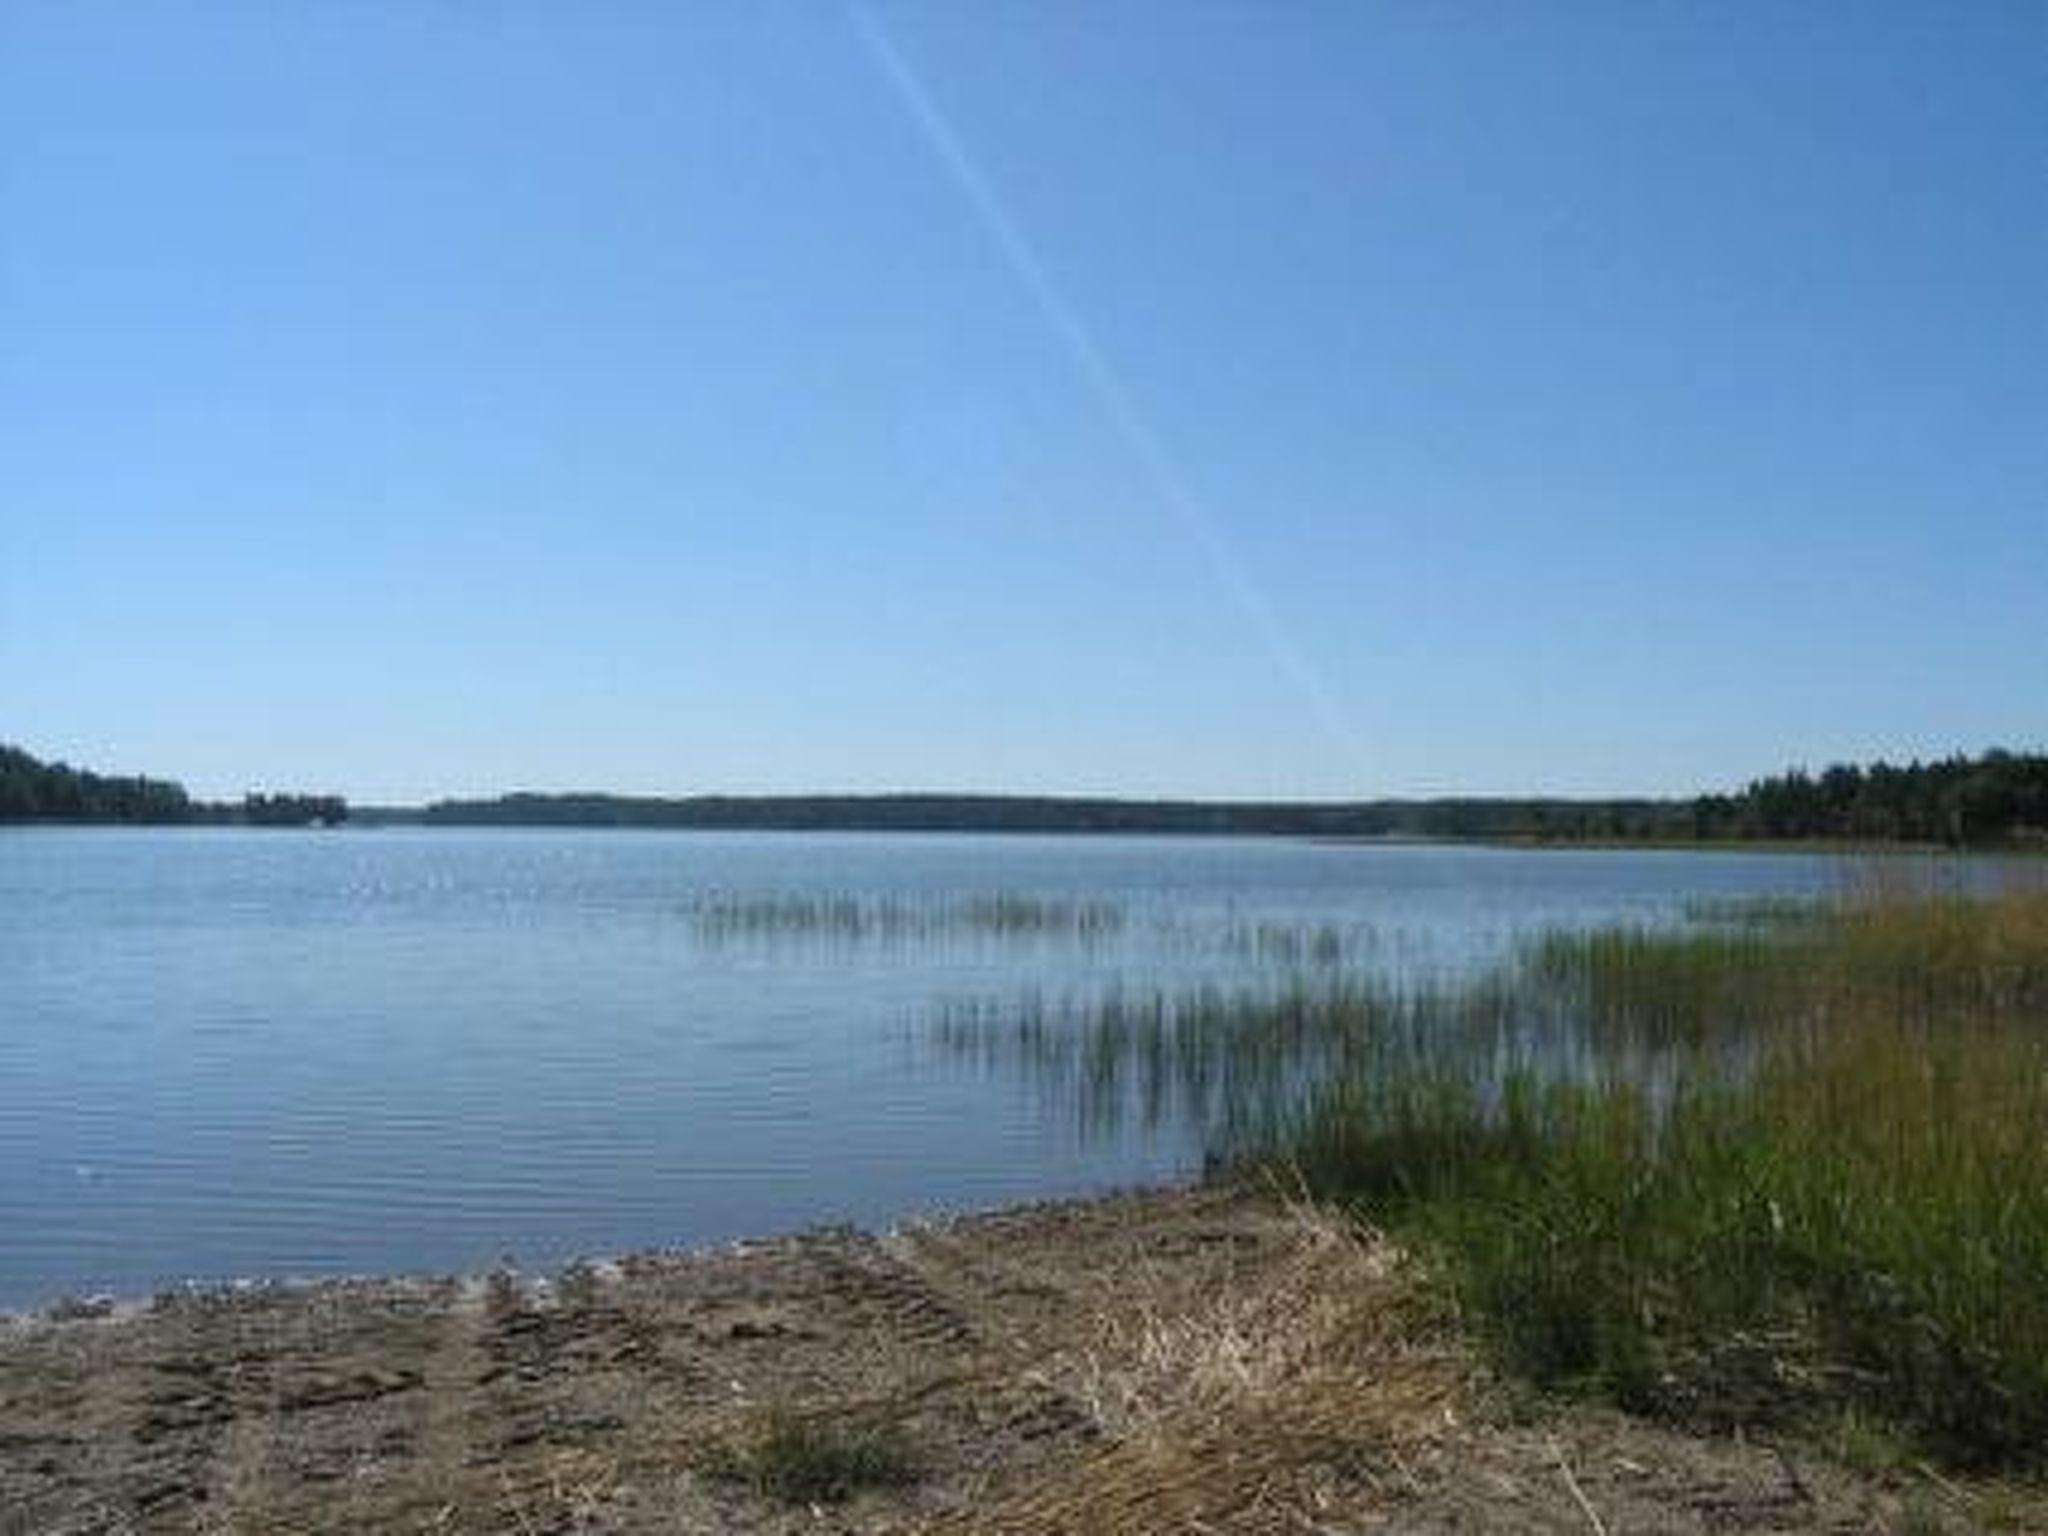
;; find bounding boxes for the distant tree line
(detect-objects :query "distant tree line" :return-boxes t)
[412,790,1712,841]
[242,793,349,827]
[416,750,2048,847]
[0,743,195,822]
[8,737,2043,845]
[418,791,1404,837]
[0,743,346,826]
[1690,751,2048,846]
[1395,752,2047,845]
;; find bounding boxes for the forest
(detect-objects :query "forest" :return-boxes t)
[0,745,346,826]
[0,743,194,823]
[421,751,2048,847]
[5,740,2044,846]
[1690,750,2048,844]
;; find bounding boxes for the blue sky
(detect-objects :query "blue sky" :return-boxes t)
[3,3,2042,803]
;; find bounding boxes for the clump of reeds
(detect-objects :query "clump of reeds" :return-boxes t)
[1283,880,2048,1471]
[933,978,1502,1148]
[689,891,1125,946]
[943,870,2048,1469]
[1517,924,1797,1049]
[1681,892,1826,928]
[1217,919,1360,967]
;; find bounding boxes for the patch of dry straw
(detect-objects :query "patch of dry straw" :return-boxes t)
[924,1197,1470,1533]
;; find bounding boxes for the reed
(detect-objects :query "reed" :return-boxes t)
[1284,882,2048,1470]
[690,891,1125,945]
[931,968,1566,1154]
[1215,919,1359,967]
[941,874,2048,1469]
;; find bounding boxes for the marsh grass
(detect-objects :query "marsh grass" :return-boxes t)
[1286,883,2048,1470]
[1214,918,1360,966]
[934,978,1500,1146]
[1681,891,1826,928]
[1516,924,1808,1054]
[690,891,1125,946]
[944,874,2048,1471]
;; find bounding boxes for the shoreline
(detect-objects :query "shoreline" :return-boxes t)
[1,1181,2015,1533]
[0,1180,1197,1330]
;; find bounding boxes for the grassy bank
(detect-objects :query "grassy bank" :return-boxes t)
[941,872,2048,1474]
[1283,879,2048,1472]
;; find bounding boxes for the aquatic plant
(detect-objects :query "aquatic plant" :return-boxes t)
[943,870,2048,1471]
[688,890,1126,946]
[1283,882,2048,1471]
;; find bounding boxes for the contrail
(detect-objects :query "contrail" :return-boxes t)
[847,3,1368,778]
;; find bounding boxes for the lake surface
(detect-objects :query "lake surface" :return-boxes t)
[0,827,1859,1308]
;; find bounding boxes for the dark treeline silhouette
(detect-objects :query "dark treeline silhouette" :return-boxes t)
[0,743,347,826]
[243,793,349,828]
[420,791,1402,837]
[420,750,2048,847]
[414,790,1710,840]
[1384,753,2048,845]
[8,739,2043,845]
[1420,752,2048,844]
[0,743,194,823]
[1692,750,2048,845]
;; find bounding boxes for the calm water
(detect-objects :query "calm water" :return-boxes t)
[1,827,1850,1308]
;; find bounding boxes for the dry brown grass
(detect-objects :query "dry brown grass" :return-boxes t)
[925,1197,1472,1533]
[7,1185,2030,1532]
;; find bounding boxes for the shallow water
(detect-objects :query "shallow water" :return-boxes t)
[0,827,1853,1306]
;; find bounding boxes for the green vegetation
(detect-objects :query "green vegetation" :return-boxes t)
[422,789,1411,835]
[1214,917,1360,966]
[1296,884,2048,1471]
[241,792,349,827]
[945,876,2048,1472]
[0,743,347,826]
[700,1409,918,1505]
[421,747,2048,846]
[14,737,2043,845]
[936,977,1464,1143]
[691,891,1124,944]
[0,742,194,823]
[1694,750,2048,845]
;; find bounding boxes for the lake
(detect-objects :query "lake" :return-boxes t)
[0,827,1856,1308]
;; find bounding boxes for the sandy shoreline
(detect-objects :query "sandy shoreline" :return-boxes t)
[0,1183,2017,1533]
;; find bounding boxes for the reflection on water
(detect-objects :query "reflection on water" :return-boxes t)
[932,978,1444,1148]
[2,828,1864,1306]
[933,855,2045,1161]
[929,940,1745,1156]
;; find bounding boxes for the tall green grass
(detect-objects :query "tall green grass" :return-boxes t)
[1285,884,2048,1470]
[936,979,1470,1143]
[941,875,2048,1469]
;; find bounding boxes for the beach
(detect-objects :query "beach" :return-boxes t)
[0,1182,1986,1534]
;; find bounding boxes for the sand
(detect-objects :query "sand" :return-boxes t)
[0,1184,2023,1533]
